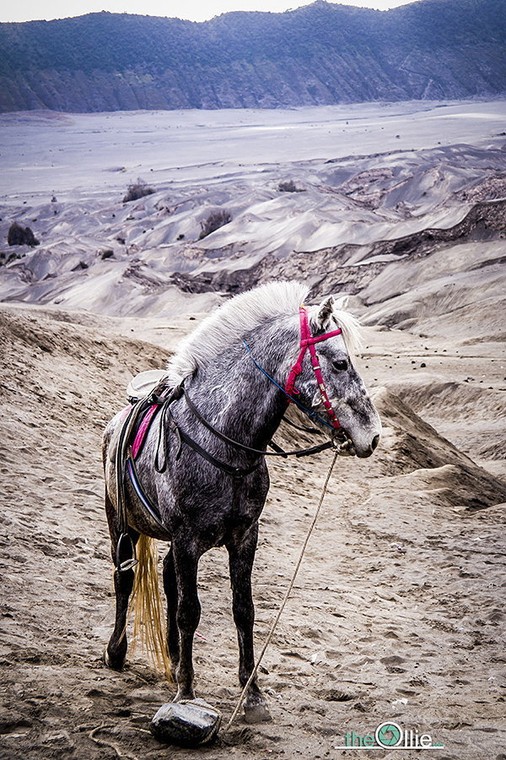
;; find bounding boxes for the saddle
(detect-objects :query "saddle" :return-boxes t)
[108,369,169,465]
[111,370,181,570]
[126,369,168,404]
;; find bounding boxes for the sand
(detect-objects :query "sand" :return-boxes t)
[0,101,505,759]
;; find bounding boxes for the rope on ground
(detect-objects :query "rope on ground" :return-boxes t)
[221,450,339,735]
[88,724,139,760]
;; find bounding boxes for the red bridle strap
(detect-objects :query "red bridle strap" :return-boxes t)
[285,306,343,429]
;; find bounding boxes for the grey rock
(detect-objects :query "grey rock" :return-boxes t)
[150,699,221,747]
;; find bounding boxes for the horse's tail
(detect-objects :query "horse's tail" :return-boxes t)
[130,534,173,682]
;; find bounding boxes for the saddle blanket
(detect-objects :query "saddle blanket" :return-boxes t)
[130,403,160,460]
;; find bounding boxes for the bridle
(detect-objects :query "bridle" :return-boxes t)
[166,302,346,474]
[156,304,346,476]
[285,305,343,430]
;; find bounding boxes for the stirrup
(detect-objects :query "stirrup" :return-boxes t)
[116,532,138,573]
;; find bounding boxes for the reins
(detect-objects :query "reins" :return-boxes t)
[169,411,263,478]
[182,386,334,461]
[222,449,339,736]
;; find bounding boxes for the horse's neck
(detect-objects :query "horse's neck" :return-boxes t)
[186,329,293,450]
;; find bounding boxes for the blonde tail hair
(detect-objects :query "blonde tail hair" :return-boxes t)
[130,534,173,682]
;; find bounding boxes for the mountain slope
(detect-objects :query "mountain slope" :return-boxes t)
[0,0,505,112]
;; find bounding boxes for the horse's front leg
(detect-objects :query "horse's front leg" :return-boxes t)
[227,524,271,723]
[171,540,201,701]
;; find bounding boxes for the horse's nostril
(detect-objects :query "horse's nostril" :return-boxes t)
[371,434,380,451]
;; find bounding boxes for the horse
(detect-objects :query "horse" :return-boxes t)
[102,280,381,724]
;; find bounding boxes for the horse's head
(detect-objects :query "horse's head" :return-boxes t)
[286,295,381,459]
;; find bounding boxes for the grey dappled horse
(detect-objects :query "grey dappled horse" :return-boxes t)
[102,281,381,723]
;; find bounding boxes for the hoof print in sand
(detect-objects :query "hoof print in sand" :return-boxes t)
[244,701,272,724]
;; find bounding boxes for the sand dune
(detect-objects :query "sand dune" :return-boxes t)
[1,102,505,321]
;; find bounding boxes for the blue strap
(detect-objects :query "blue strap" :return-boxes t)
[126,457,165,527]
[242,340,335,432]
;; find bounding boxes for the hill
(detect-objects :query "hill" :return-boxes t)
[0,0,505,112]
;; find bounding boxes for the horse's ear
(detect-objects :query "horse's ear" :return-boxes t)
[313,295,335,331]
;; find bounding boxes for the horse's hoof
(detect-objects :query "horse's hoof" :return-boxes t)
[151,699,221,747]
[243,701,272,724]
[103,646,124,671]
[173,688,196,702]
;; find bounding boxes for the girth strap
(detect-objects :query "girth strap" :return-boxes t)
[126,457,163,524]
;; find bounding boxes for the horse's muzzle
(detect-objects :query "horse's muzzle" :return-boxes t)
[356,433,380,458]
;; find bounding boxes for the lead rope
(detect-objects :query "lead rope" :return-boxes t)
[221,450,339,736]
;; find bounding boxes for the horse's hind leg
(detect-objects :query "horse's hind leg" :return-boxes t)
[104,490,139,670]
[163,545,179,679]
[227,524,271,723]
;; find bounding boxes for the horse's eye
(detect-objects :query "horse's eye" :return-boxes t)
[333,359,349,372]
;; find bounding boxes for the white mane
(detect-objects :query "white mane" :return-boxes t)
[166,281,363,384]
[326,305,363,357]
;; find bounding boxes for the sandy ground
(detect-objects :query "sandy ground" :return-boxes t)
[2,101,505,197]
[0,102,505,759]
[0,302,504,760]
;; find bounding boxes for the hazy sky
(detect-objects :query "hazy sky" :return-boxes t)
[0,0,415,24]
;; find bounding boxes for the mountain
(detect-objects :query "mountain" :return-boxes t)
[0,0,505,112]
